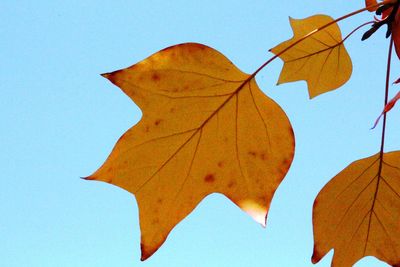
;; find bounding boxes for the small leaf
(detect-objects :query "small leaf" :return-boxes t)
[88,43,295,260]
[270,15,353,99]
[372,90,400,129]
[312,151,400,267]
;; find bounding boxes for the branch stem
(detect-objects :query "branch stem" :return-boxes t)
[344,21,375,42]
[363,37,393,254]
[379,37,393,158]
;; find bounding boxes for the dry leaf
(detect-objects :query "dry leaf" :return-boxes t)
[270,15,352,99]
[312,151,400,267]
[372,90,400,129]
[87,43,295,260]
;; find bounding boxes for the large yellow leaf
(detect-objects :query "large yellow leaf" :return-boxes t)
[87,43,295,260]
[312,151,400,267]
[270,15,352,99]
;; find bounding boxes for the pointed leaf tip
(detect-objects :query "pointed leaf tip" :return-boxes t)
[140,244,149,261]
[140,254,148,262]
[311,253,320,264]
[81,176,95,180]
[101,73,112,79]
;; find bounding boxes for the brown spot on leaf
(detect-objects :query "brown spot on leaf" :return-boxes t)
[249,151,257,157]
[228,180,236,188]
[152,219,160,225]
[157,198,163,204]
[170,107,175,113]
[217,161,224,168]
[283,158,292,166]
[145,125,150,133]
[154,119,162,126]
[152,73,161,81]
[204,173,215,183]
[260,153,267,161]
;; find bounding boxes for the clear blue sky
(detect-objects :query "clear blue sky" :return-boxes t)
[2,0,400,266]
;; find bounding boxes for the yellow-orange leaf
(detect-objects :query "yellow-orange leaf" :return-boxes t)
[312,151,400,267]
[88,43,295,260]
[270,15,352,99]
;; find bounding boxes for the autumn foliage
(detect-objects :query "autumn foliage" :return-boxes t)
[87,43,294,259]
[87,0,400,266]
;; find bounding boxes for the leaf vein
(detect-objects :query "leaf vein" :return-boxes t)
[333,174,377,237]
[248,82,271,150]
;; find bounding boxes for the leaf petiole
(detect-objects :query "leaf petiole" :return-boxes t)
[344,21,375,42]
[379,37,393,156]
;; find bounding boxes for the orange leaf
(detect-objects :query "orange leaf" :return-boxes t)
[87,43,295,260]
[312,151,400,267]
[270,15,352,99]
